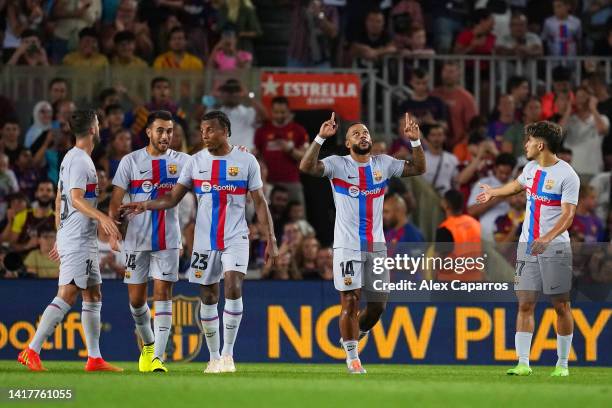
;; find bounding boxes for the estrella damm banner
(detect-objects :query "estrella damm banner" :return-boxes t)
[0,281,610,365]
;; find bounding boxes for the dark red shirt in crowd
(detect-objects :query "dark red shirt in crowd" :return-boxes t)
[455,29,496,70]
[254,121,308,183]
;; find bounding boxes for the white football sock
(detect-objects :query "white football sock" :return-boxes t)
[153,300,173,361]
[515,332,533,366]
[556,333,573,368]
[222,297,243,357]
[130,303,154,345]
[29,297,71,353]
[200,302,221,360]
[342,340,359,361]
[82,301,102,358]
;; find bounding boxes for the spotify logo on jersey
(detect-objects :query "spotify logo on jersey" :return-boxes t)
[201,181,212,193]
[348,186,360,197]
[141,180,153,193]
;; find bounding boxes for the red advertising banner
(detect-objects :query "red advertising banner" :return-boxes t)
[260,72,361,121]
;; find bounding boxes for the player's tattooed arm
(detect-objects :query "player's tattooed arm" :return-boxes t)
[401,113,426,177]
[299,112,337,177]
[250,188,279,265]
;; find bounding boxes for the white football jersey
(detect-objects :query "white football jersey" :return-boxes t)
[57,147,99,252]
[322,154,404,252]
[112,148,190,251]
[177,146,262,250]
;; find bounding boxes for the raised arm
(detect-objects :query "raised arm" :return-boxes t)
[401,113,426,177]
[299,112,337,177]
[250,188,279,266]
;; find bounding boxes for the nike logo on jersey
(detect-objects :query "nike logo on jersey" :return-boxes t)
[347,175,358,179]
[550,285,561,290]
[235,263,246,267]
[162,272,172,276]
[199,170,208,173]
[140,170,149,174]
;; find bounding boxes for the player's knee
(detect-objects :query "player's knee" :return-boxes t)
[201,292,219,305]
[518,301,536,314]
[341,292,360,314]
[552,300,571,316]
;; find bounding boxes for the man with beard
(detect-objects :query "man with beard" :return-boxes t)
[18,110,122,372]
[477,121,580,377]
[299,112,425,374]
[109,111,190,373]
[9,180,56,255]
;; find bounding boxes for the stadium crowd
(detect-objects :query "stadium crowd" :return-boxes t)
[0,0,611,283]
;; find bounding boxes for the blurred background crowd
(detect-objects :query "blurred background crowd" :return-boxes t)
[0,0,611,284]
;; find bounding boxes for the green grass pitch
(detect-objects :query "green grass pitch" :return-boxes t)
[1,361,611,408]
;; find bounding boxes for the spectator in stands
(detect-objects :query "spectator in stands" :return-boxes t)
[287,0,338,68]
[541,65,574,120]
[295,236,321,279]
[103,129,132,178]
[129,77,186,149]
[0,153,19,221]
[383,194,424,257]
[96,168,111,208]
[100,0,153,60]
[154,26,204,70]
[390,0,424,51]
[49,0,102,63]
[350,8,397,63]
[315,246,333,280]
[23,225,59,279]
[48,78,69,104]
[455,132,498,206]
[217,78,265,150]
[7,29,49,66]
[0,118,23,167]
[429,0,470,54]
[1,193,28,243]
[211,26,253,71]
[506,76,530,121]
[590,73,612,170]
[218,0,262,54]
[50,99,77,132]
[32,116,73,185]
[422,124,458,195]
[588,241,612,283]
[63,27,109,67]
[564,86,610,178]
[8,180,55,254]
[495,12,544,59]
[286,201,306,224]
[467,153,517,241]
[24,101,53,149]
[503,96,542,158]
[2,0,44,61]
[590,170,611,222]
[454,8,496,68]
[13,149,39,201]
[435,189,483,281]
[541,0,582,58]
[398,68,448,132]
[111,30,148,68]
[261,250,300,280]
[100,104,125,146]
[269,185,290,241]
[254,96,308,203]
[494,191,526,243]
[487,94,517,149]
[400,24,435,56]
[432,61,478,147]
[571,185,605,243]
